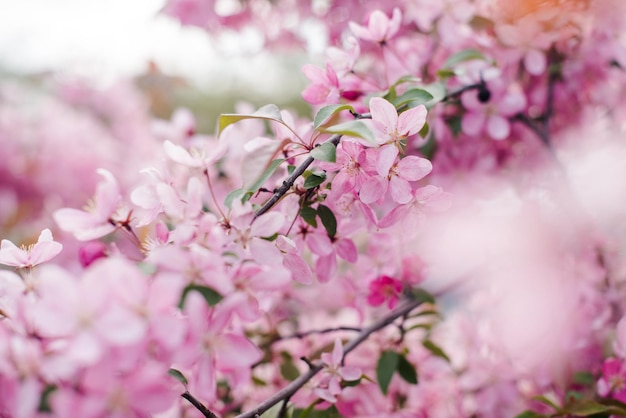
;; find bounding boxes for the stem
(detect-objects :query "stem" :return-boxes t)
[253,134,342,219]
[204,168,228,221]
[282,326,362,340]
[235,296,426,418]
[182,391,219,418]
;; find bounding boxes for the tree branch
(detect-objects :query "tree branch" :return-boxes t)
[182,391,220,418]
[235,296,426,418]
[253,134,342,219]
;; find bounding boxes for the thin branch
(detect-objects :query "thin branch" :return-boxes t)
[281,326,362,340]
[514,113,551,147]
[235,296,426,418]
[253,134,342,219]
[182,391,219,418]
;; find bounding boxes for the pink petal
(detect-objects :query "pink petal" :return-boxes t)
[486,115,510,140]
[360,176,387,204]
[0,240,27,267]
[29,240,63,266]
[339,366,362,381]
[94,169,121,219]
[369,97,398,132]
[524,49,547,75]
[390,176,413,204]
[461,111,486,136]
[336,238,357,263]
[376,144,399,177]
[163,140,201,168]
[331,338,343,366]
[368,10,389,42]
[316,253,337,283]
[397,156,432,181]
[307,232,334,256]
[215,334,263,370]
[250,212,284,237]
[283,253,313,284]
[397,105,427,136]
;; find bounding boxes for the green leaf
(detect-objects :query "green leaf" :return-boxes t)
[224,188,245,209]
[310,142,337,163]
[300,206,318,228]
[532,395,561,412]
[38,384,57,413]
[442,48,486,69]
[566,400,617,416]
[178,284,223,309]
[303,173,327,189]
[572,371,595,386]
[410,288,435,304]
[313,104,355,129]
[219,104,301,141]
[321,120,375,144]
[422,339,450,363]
[436,69,457,79]
[279,352,301,381]
[396,354,418,385]
[376,350,399,395]
[168,368,189,387]
[514,411,548,418]
[422,82,447,107]
[317,204,337,238]
[393,88,434,109]
[246,158,285,193]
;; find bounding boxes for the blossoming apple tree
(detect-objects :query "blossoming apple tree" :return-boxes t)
[2,0,626,417]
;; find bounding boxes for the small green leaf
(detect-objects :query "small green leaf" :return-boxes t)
[313,104,355,129]
[322,120,375,144]
[38,384,57,413]
[514,411,548,418]
[419,122,430,138]
[219,104,302,141]
[168,368,189,387]
[422,82,447,107]
[393,89,434,108]
[422,339,450,363]
[442,48,486,69]
[179,284,223,309]
[303,173,327,189]
[572,371,595,386]
[300,206,318,228]
[376,350,399,395]
[224,188,245,209]
[436,69,457,79]
[288,165,296,175]
[246,158,285,193]
[410,288,435,304]
[565,400,616,416]
[317,204,337,238]
[310,142,337,163]
[532,395,561,412]
[279,352,301,381]
[396,354,418,385]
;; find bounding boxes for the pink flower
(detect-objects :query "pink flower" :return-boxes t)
[314,338,362,403]
[0,229,62,269]
[366,275,403,309]
[360,145,432,205]
[369,97,427,147]
[53,169,125,241]
[597,358,626,403]
[461,80,527,140]
[349,8,402,43]
[301,63,341,105]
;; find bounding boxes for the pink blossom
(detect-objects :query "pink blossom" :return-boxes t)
[369,97,427,147]
[349,8,402,43]
[315,338,362,403]
[0,229,62,268]
[366,275,404,309]
[597,358,626,402]
[360,145,432,205]
[301,63,341,105]
[461,80,527,140]
[53,169,124,241]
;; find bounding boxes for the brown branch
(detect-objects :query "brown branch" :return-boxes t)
[253,134,342,219]
[235,296,427,418]
[182,391,219,418]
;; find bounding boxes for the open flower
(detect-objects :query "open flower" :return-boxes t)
[0,229,63,269]
[349,8,402,43]
[314,338,362,403]
[369,97,427,147]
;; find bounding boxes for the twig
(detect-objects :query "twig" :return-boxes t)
[182,391,219,418]
[235,296,426,418]
[253,134,342,219]
[514,113,551,147]
[281,326,362,340]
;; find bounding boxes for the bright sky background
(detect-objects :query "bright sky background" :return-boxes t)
[0,0,306,94]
